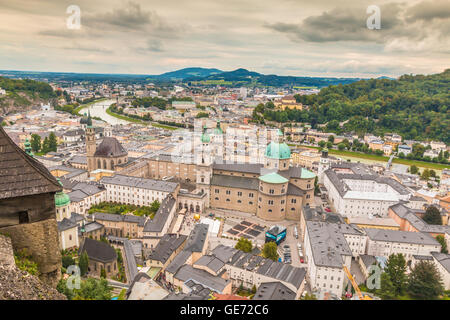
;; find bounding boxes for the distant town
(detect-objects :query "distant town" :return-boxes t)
[0,68,449,301]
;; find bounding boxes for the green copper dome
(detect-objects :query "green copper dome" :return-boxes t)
[24,138,33,157]
[201,126,210,143]
[265,141,291,160]
[259,172,289,184]
[54,179,70,207]
[213,120,223,135]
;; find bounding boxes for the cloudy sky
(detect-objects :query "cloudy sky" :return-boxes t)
[0,0,449,78]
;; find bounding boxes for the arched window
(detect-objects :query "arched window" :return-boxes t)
[97,159,101,169]
[111,160,114,170]
[103,160,107,169]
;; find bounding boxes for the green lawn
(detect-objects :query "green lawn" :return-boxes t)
[290,144,448,171]
[105,107,148,124]
[151,122,180,131]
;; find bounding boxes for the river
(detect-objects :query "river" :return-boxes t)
[79,99,131,125]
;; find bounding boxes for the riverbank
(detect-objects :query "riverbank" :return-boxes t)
[106,106,181,130]
[74,98,108,115]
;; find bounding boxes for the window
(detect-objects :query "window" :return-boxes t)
[269,189,274,194]
[18,211,29,224]
[268,200,274,205]
[215,189,219,193]
[249,193,254,198]
[226,190,231,195]
[237,192,242,197]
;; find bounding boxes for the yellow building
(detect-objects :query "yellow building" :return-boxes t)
[274,95,303,111]
[345,217,400,230]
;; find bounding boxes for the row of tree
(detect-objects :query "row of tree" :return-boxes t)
[30,132,57,154]
[376,253,445,300]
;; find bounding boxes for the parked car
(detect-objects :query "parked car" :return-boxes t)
[325,207,331,212]
[299,256,305,263]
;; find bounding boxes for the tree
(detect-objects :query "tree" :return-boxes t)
[195,112,209,118]
[301,293,317,300]
[328,135,334,143]
[421,168,431,180]
[73,278,113,300]
[408,261,444,300]
[337,143,346,151]
[41,137,50,154]
[251,285,257,294]
[436,235,448,253]
[48,132,58,152]
[62,255,75,269]
[30,134,41,152]
[262,242,279,261]
[423,206,442,225]
[410,165,419,175]
[100,267,106,279]
[78,251,89,276]
[379,272,396,300]
[318,140,326,148]
[384,253,408,297]
[235,237,253,253]
[150,200,160,214]
[326,141,333,149]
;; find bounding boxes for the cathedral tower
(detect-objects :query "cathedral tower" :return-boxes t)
[85,112,96,173]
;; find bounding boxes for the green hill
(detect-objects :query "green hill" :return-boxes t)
[0,77,56,115]
[255,69,450,143]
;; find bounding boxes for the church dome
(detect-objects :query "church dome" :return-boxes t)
[94,137,127,158]
[201,126,210,143]
[265,141,291,160]
[54,179,70,207]
[212,120,223,135]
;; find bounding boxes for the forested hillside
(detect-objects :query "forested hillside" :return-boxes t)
[254,69,449,143]
[0,77,56,115]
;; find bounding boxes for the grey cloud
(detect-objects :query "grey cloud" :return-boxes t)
[265,3,408,43]
[405,0,450,22]
[136,39,165,53]
[83,1,177,33]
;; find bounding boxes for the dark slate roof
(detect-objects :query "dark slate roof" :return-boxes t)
[184,223,209,253]
[57,218,78,232]
[165,250,192,275]
[79,238,117,263]
[431,252,450,273]
[212,162,264,175]
[211,244,238,263]
[253,282,296,300]
[147,234,187,264]
[359,255,377,268]
[210,174,259,190]
[94,137,127,157]
[302,205,344,224]
[143,195,176,233]
[100,175,178,192]
[82,221,104,233]
[364,228,440,246]
[287,183,305,196]
[305,221,353,268]
[193,255,225,273]
[0,125,61,199]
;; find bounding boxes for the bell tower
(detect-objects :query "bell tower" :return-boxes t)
[86,112,96,173]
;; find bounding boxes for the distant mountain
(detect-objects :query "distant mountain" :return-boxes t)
[183,68,363,88]
[153,67,223,80]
